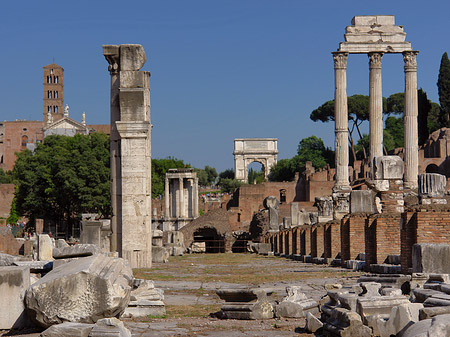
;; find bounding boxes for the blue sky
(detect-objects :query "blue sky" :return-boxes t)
[1,1,449,172]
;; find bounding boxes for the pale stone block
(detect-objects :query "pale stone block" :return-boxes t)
[119,44,146,71]
[350,190,375,213]
[413,244,450,274]
[38,234,54,261]
[0,266,30,329]
[305,311,323,333]
[25,255,133,328]
[418,173,447,198]
[374,156,404,180]
[40,322,94,337]
[377,303,423,337]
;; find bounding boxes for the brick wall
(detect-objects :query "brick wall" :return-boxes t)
[299,225,311,256]
[325,221,340,259]
[341,214,366,263]
[401,210,450,273]
[365,214,401,266]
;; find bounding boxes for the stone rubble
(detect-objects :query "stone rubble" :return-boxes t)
[216,288,274,320]
[275,286,319,318]
[122,279,166,318]
[25,254,133,328]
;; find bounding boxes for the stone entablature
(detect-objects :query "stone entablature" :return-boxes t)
[339,15,412,53]
[234,138,278,182]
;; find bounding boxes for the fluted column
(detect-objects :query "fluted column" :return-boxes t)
[368,52,384,168]
[193,177,199,217]
[164,177,170,218]
[332,52,350,191]
[403,51,419,190]
[178,178,184,218]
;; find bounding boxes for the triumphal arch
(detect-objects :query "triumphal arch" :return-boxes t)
[332,15,418,217]
[234,138,278,182]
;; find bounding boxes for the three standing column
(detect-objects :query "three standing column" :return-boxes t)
[403,51,419,189]
[368,52,384,167]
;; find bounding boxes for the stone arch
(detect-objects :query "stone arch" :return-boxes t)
[234,138,278,182]
[193,226,225,253]
[426,164,439,174]
[179,208,232,252]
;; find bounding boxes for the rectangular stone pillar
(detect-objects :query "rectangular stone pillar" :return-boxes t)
[103,44,152,268]
[403,51,419,190]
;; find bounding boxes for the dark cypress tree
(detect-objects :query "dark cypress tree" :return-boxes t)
[437,52,450,127]
[418,88,431,145]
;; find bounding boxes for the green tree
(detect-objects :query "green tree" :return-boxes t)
[310,94,387,161]
[0,168,13,184]
[152,157,189,198]
[204,165,218,185]
[268,159,295,182]
[269,136,333,182]
[384,116,404,151]
[438,52,450,127]
[219,178,242,193]
[218,169,234,182]
[428,102,441,134]
[247,167,265,184]
[13,134,111,235]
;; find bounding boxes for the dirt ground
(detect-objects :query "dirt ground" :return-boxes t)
[126,253,362,336]
[2,253,362,336]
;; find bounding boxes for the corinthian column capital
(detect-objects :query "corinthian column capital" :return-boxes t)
[403,51,419,71]
[333,52,348,69]
[368,52,383,69]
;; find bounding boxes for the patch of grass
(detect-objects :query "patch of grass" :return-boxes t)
[166,304,221,318]
[134,253,362,285]
[147,314,167,319]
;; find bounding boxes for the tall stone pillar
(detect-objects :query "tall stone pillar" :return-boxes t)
[332,52,351,219]
[332,52,350,191]
[368,52,384,167]
[193,177,199,217]
[104,47,120,253]
[403,51,419,190]
[164,177,170,218]
[178,178,184,218]
[103,44,152,268]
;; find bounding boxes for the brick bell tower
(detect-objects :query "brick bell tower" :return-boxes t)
[43,64,64,125]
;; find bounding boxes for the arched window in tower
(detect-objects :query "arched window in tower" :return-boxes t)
[54,106,58,113]
[47,76,52,83]
[48,106,52,113]
[48,91,52,99]
[21,135,28,149]
[55,76,59,83]
[54,91,58,99]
